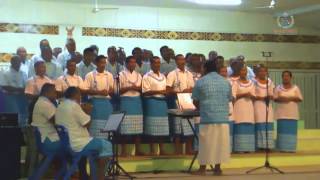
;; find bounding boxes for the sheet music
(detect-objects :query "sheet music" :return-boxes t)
[177,93,196,110]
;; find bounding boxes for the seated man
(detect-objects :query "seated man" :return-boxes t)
[28,83,62,178]
[55,87,112,180]
[31,83,60,152]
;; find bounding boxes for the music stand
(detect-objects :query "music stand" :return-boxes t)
[101,112,135,180]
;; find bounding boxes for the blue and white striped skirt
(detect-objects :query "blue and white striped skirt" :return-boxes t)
[3,93,29,127]
[119,96,143,135]
[172,117,194,136]
[89,98,113,139]
[276,119,298,152]
[255,122,274,149]
[234,123,255,152]
[143,97,169,136]
[167,96,194,136]
[229,121,234,152]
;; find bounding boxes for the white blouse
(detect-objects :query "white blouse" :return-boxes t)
[84,70,114,98]
[274,84,303,120]
[24,75,53,95]
[119,69,142,97]
[55,74,85,93]
[229,76,240,86]
[254,80,275,123]
[166,68,194,92]
[142,71,166,98]
[233,80,256,124]
[76,61,96,80]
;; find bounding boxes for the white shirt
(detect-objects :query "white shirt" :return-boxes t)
[55,73,85,93]
[228,76,240,87]
[0,70,4,85]
[31,54,57,65]
[106,61,123,77]
[166,68,194,92]
[160,58,176,75]
[55,99,92,152]
[20,59,31,75]
[254,80,275,123]
[57,50,73,69]
[274,84,303,120]
[119,69,142,97]
[233,80,256,123]
[1,68,28,90]
[31,96,59,142]
[140,61,151,75]
[142,70,166,98]
[84,70,114,98]
[76,61,96,80]
[25,75,53,95]
[29,60,63,80]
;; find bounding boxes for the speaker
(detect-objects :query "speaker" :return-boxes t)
[0,113,23,180]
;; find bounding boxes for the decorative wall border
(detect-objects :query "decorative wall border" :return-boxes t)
[1,52,319,69]
[0,23,59,35]
[82,27,320,43]
[246,61,320,70]
[0,53,33,62]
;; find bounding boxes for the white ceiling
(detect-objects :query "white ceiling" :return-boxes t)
[39,0,320,30]
[48,0,320,12]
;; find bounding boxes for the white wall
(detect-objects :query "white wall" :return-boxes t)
[0,0,319,61]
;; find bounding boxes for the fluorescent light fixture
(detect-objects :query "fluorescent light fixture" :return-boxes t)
[188,0,242,6]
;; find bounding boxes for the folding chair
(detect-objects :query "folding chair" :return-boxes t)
[29,127,67,180]
[55,125,99,180]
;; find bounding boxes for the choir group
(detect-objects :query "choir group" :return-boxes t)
[0,38,303,159]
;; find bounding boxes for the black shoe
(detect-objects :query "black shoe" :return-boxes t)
[213,168,222,176]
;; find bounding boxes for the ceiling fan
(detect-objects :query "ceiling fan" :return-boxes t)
[92,0,118,13]
[255,0,276,9]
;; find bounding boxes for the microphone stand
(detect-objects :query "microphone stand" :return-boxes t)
[246,51,284,174]
[114,62,121,112]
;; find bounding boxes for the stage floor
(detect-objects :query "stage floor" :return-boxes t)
[19,166,320,180]
[20,129,320,178]
[118,129,320,172]
[131,166,320,180]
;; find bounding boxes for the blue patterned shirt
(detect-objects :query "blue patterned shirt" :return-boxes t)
[192,72,231,124]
